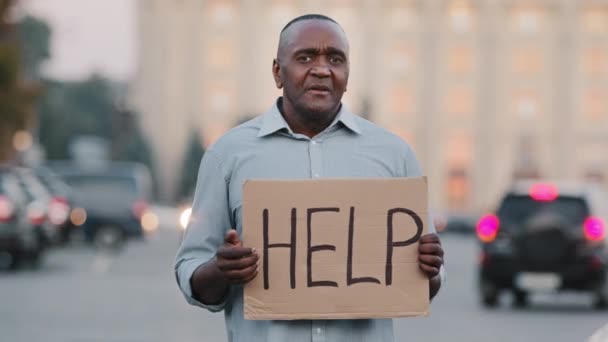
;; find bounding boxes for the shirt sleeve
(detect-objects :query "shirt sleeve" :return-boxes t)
[174,149,232,312]
[404,144,447,287]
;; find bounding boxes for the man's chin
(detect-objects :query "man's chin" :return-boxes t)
[299,101,339,117]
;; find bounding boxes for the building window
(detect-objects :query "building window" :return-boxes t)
[207,41,235,69]
[511,47,544,74]
[445,132,472,209]
[207,84,235,114]
[581,87,606,121]
[444,86,474,117]
[447,45,474,75]
[513,90,540,120]
[580,5,608,34]
[582,47,607,76]
[208,0,236,27]
[510,5,546,34]
[388,5,418,32]
[387,43,414,75]
[447,0,476,33]
[446,167,469,209]
[389,85,415,117]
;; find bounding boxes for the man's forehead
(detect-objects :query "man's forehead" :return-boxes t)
[282,19,349,52]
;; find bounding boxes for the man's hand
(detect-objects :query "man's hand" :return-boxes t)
[418,233,443,278]
[215,230,259,285]
[419,233,444,300]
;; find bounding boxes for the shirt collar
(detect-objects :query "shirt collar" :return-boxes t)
[257,98,362,138]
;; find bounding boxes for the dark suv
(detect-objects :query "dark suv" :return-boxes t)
[477,181,607,309]
[47,161,153,249]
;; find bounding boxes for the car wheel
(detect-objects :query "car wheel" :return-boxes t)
[0,251,16,270]
[481,280,499,308]
[513,290,529,308]
[94,226,124,251]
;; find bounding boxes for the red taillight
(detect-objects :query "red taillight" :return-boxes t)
[0,195,15,222]
[477,214,500,242]
[48,197,70,226]
[27,204,46,226]
[529,183,558,202]
[584,216,605,241]
[132,200,148,219]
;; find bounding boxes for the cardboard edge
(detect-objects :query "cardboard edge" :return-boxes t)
[245,310,430,321]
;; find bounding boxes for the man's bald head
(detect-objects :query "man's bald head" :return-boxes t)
[277,14,346,59]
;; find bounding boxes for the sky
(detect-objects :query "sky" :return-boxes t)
[21,0,137,81]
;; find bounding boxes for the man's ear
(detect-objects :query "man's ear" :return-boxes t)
[272,59,282,89]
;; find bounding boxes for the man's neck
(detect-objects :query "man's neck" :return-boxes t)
[278,97,340,138]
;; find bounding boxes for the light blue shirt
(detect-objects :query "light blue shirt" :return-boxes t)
[175,99,441,342]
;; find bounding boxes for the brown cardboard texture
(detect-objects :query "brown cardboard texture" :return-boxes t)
[242,177,430,320]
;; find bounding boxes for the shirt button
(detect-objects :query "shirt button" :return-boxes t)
[316,328,322,334]
[311,140,317,145]
[314,173,320,178]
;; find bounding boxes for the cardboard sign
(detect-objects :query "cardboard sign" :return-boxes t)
[242,177,429,320]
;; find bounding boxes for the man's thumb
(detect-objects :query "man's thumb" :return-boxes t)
[224,229,242,246]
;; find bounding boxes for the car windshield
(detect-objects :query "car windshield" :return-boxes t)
[63,175,137,198]
[497,195,589,227]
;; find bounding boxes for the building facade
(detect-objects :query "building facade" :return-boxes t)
[132,0,608,210]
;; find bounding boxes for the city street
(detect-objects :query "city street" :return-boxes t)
[1,207,606,342]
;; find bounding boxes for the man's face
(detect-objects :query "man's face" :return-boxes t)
[273,20,349,120]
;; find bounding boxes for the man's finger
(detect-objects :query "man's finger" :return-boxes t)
[419,255,443,268]
[217,246,254,259]
[238,270,259,284]
[225,264,258,281]
[418,243,444,257]
[419,263,440,277]
[217,254,259,271]
[224,229,242,246]
[419,233,441,244]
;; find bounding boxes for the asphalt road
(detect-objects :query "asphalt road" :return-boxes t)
[0,210,606,342]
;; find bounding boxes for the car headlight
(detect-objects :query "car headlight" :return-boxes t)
[180,208,192,230]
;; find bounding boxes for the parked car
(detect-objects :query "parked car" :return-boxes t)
[47,161,153,249]
[13,167,64,247]
[477,180,608,309]
[32,167,75,244]
[0,166,45,269]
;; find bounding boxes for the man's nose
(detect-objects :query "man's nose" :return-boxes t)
[310,61,331,77]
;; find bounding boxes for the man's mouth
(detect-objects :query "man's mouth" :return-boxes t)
[307,85,332,95]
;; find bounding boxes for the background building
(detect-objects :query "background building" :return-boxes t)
[132,0,608,211]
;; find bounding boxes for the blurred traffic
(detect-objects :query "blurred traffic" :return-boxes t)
[0,160,179,270]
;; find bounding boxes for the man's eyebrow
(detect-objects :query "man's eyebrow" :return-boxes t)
[293,47,347,58]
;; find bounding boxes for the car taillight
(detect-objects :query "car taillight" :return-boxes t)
[583,216,605,241]
[27,203,46,226]
[0,195,15,222]
[48,196,71,226]
[529,183,558,202]
[477,214,500,243]
[132,200,148,219]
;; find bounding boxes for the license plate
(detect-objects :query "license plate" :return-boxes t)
[515,273,561,291]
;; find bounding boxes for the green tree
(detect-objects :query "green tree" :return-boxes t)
[177,129,205,202]
[38,75,118,159]
[0,1,41,162]
[17,15,50,80]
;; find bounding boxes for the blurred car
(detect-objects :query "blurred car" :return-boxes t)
[12,167,62,248]
[32,167,75,244]
[477,180,607,309]
[47,160,153,249]
[0,166,45,269]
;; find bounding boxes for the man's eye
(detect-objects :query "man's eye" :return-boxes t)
[330,57,344,64]
[298,56,312,63]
